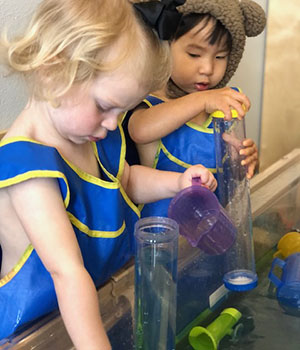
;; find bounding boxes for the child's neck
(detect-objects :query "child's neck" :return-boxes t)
[151,88,168,101]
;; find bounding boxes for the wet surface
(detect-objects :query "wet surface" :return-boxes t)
[176,174,300,350]
[176,250,300,350]
[218,252,300,350]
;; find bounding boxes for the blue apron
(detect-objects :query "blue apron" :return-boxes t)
[0,124,139,340]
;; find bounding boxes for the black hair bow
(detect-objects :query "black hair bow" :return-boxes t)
[134,0,186,40]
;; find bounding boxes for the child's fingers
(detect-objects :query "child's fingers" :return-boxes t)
[238,93,251,112]
[241,153,258,166]
[229,90,251,110]
[222,133,243,150]
[220,106,233,121]
[188,166,216,188]
[246,163,256,179]
[228,92,251,120]
[207,88,251,121]
[228,101,247,120]
[240,143,258,158]
[240,138,258,165]
[200,172,217,192]
[197,170,209,184]
[242,138,255,147]
[185,165,217,192]
[240,148,257,159]
[209,178,218,192]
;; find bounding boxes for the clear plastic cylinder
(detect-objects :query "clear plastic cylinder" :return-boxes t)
[213,114,258,291]
[134,217,179,350]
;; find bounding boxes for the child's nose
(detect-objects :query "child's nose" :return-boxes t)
[198,58,213,76]
[102,111,119,131]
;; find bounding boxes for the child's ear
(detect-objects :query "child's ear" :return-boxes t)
[239,0,267,37]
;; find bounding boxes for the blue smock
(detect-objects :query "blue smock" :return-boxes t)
[0,124,139,340]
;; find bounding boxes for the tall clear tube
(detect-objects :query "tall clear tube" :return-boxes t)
[134,217,179,350]
[213,112,258,291]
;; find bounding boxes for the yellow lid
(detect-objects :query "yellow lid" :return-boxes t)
[211,109,239,119]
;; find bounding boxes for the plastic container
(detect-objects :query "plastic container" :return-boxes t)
[268,252,300,316]
[168,178,237,255]
[273,231,300,259]
[134,217,179,350]
[189,308,242,350]
[212,101,258,291]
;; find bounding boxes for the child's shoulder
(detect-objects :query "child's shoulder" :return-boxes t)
[143,94,165,107]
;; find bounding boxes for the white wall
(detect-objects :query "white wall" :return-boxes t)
[0,0,268,145]
[230,0,268,148]
[0,0,41,130]
[259,0,300,170]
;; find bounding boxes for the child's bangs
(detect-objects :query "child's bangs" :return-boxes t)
[175,14,232,51]
[206,18,232,50]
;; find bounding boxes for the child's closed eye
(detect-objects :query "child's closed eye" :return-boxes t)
[216,55,228,59]
[95,101,104,112]
[216,51,229,59]
[95,101,112,113]
[187,52,200,58]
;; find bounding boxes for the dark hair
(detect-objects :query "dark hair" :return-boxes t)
[173,13,232,50]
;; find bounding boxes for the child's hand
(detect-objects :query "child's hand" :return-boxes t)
[178,165,217,192]
[240,138,259,179]
[202,87,251,120]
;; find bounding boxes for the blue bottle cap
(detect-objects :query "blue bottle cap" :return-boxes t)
[223,270,258,292]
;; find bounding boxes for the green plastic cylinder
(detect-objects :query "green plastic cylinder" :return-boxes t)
[189,308,242,350]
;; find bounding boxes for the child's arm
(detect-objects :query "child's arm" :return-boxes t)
[122,162,217,205]
[8,178,111,350]
[128,87,250,145]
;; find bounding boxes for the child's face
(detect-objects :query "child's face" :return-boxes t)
[49,68,147,144]
[170,19,229,94]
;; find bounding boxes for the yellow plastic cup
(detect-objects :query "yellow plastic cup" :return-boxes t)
[273,231,300,259]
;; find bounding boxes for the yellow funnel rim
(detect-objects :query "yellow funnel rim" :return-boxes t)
[189,326,217,350]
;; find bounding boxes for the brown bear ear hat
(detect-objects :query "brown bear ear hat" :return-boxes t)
[177,0,267,88]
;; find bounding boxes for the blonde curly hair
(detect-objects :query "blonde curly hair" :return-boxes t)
[1,0,171,104]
